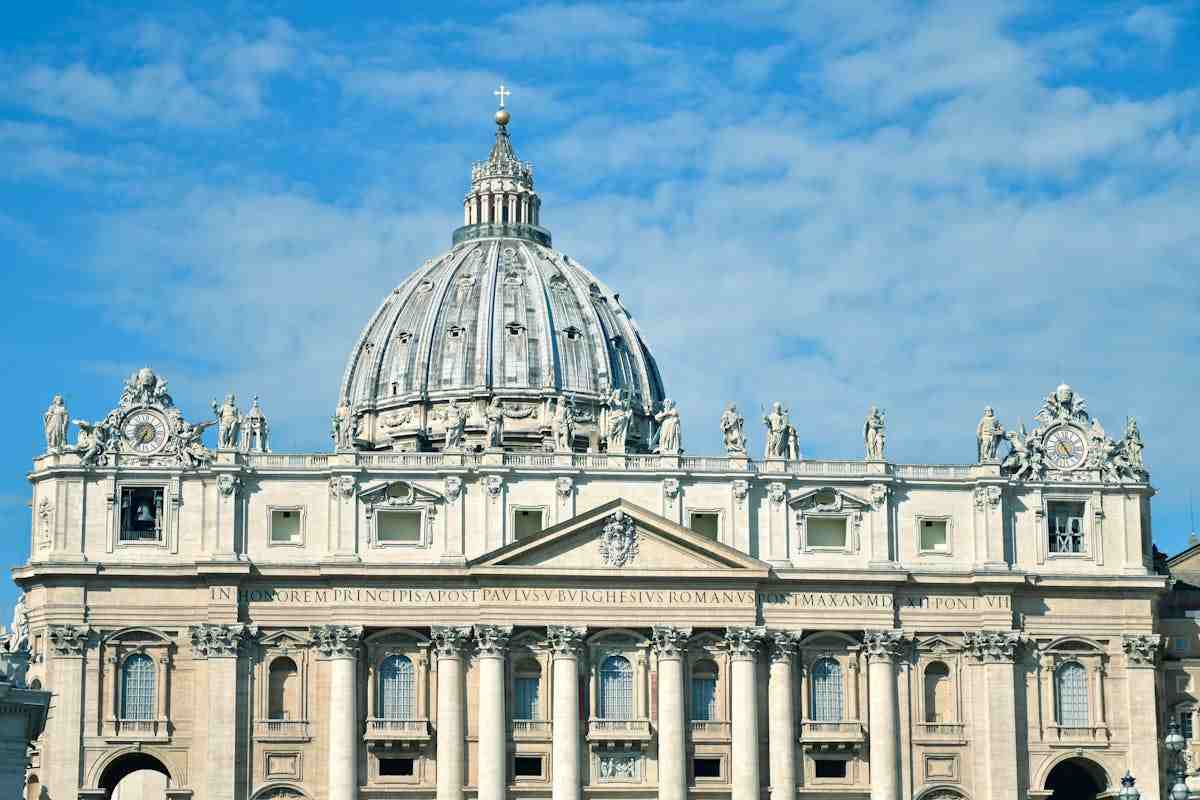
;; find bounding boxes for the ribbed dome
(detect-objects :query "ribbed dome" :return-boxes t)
[337,104,666,453]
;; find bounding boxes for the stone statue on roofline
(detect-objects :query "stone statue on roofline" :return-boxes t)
[605,389,631,454]
[212,394,242,449]
[762,402,792,459]
[976,406,1005,463]
[442,399,467,451]
[720,402,746,455]
[485,396,505,449]
[331,399,354,451]
[552,395,576,452]
[44,394,70,453]
[864,406,886,461]
[653,399,681,454]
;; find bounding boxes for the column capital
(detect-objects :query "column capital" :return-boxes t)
[190,623,258,659]
[473,624,513,658]
[651,625,692,659]
[48,624,91,657]
[862,629,908,662]
[1121,633,1162,667]
[431,625,473,659]
[962,629,1024,663]
[311,624,363,660]
[768,630,801,663]
[724,626,766,660]
[546,625,587,658]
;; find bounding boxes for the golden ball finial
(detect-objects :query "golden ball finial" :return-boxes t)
[494,108,510,126]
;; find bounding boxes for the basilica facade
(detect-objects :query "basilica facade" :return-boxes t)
[15,102,1168,800]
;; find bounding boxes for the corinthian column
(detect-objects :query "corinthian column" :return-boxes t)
[768,632,799,800]
[44,625,90,800]
[726,627,765,800]
[475,625,513,800]
[314,625,363,800]
[432,626,473,800]
[190,624,255,800]
[963,630,1023,800]
[1123,635,1163,800]
[652,626,691,800]
[547,625,587,800]
[863,630,905,800]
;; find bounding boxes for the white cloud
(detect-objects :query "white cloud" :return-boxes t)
[1125,5,1179,47]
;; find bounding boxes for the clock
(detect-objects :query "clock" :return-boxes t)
[1043,425,1087,470]
[122,410,169,454]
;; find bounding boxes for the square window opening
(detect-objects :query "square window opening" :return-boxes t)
[379,757,414,777]
[690,512,719,541]
[270,509,302,544]
[120,487,165,542]
[514,756,543,778]
[1047,501,1086,553]
[514,509,544,541]
[807,517,847,549]
[920,520,949,553]
[814,759,848,779]
[693,758,721,779]
[377,510,422,545]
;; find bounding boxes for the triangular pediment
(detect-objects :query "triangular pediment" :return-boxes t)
[359,479,443,507]
[787,486,871,513]
[471,499,770,576]
[916,634,961,654]
[260,629,311,648]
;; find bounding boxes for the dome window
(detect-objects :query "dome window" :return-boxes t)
[506,322,525,337]
[447,326,464,339]
[396,332,412,345]
[562,326,583,342]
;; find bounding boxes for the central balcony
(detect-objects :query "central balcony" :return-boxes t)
[254,719,311,742]
[799,720,865,753]
[688,720,732,741]
[587,718,653,748]
[364,717,432,750]
[511,719,552,740]
[103,717,170,743]
[913,721,966,744]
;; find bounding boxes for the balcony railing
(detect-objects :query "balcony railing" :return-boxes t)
[587,718,653,742]
[511,719,552,738]
[254,719,311,741]
[364,717,433,743]
[914,722,965,741]
[689,720,731,739]
[105,718,168,741]
[1048,724,1109,743]
[800,720,865,747]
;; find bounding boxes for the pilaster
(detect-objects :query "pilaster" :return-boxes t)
[652,625,690,800]
[327,474,361,560]
[474,625,512,800]
[314,624,363,800]
[547,625,586,800]
[1123,635,1162,800]
[725,626,765,800]
[963,630,1022,800]
[863,629,905,800]
[190,623,255,800]
[767,632,799,800]
[432,625,472,800]
[44,624,90,800]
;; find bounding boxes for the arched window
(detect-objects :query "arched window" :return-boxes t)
[691,659,718,721]
[923,662,952,723]
[379,655,415,719]
[513,659,542,720]
[1055,662,1089,728]
[599,655,634,720]
[120,654,156,721]
[810,658,843,722]
[268,657,300,720]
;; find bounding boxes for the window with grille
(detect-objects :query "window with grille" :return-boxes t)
[691,660,718,721]
[514,673,541,720]
[379,655,415,719]
[1055,662,1089,727]
[599,655,634,720]
[120,654,156,720]
[810,658,843,722]
[120,487,164,542]
[1181,709,1195,740]
[1047,501,1086,554]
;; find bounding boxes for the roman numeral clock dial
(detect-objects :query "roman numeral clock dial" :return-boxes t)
[122,410,169,454]
[1043,425,1087,470]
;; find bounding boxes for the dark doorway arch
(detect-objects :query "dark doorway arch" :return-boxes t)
[98,751,171,798]
[1045,757,1107,800]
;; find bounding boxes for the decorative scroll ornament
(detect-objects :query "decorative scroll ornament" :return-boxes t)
[724,626,766,659]
[546,625,587,656]
[473,625,512,657]
[216,474,240,497]
[768,631,800,663]
[973,485,1002,510]
[430,625,473,658]
[1121,633,1162,665]
[599,511,639,567]
[732,479,749,504]
[962,630,1023,663]
[663,478,680,503]
[444,476,463,501]
[190,623,256,658]
[484,475,504,497]
[651,625,692,658]
[555,476,574,498]
[311,624,362,659]
[47,624,91,657]
[869,483,889,509]
[329,475,356,499]
[862,629,907,661]
[767,482,787,505]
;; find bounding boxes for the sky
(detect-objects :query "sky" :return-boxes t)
[1,1,1198,622]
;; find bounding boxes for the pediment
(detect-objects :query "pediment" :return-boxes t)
[260,629,311,649]
[787,486,870,513]
[916,634,961,654]
[472,499,770,575]
[358,480,442,510]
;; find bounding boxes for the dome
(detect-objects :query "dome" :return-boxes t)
[337,104,666,453]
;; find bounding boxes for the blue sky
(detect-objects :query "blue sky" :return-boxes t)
[2,1,1199,621]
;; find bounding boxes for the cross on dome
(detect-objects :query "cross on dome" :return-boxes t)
[493,83,511,109]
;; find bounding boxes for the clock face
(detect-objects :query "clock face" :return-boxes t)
[1044,425,1087,470]
[122,410,169,454]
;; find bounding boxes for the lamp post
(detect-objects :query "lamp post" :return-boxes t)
[1165,718,1190,800]
[1118,771,1140,800]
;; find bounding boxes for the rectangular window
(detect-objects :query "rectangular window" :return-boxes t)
[513,756,543,778]
[377,510,422,545]
[814,759,848,779]
[1182,710,1194,740]
[691,677,717,721]
[120,487,164,542]
[514,509,543,541]
[379,757,414,776]
[919,519,949,553]
[807,517,847,549]
[1047,501,1086,554]
[690,512,719,541]
[270,508,302,544]
[514,676,540,719]
[693,758,721,779]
